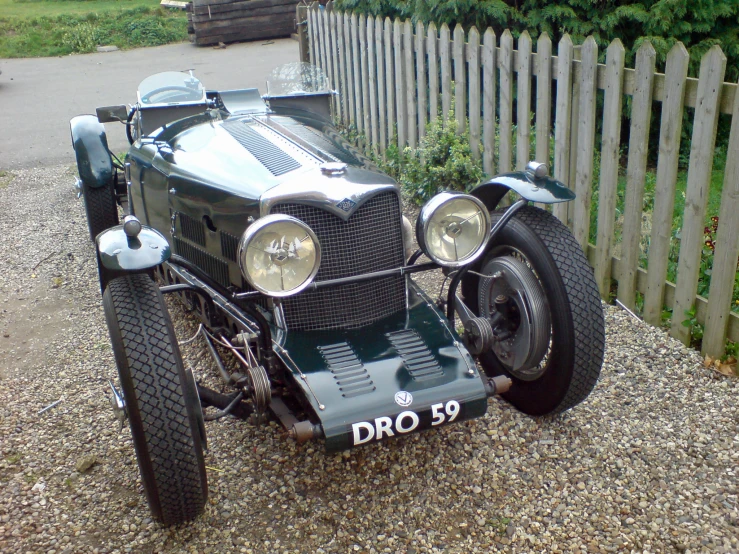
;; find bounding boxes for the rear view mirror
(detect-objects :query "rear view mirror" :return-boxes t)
[96,105,129,123]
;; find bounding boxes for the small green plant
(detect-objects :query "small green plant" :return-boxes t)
[681,307,704,349]
[5,452,21,464]
[723,340,738,363]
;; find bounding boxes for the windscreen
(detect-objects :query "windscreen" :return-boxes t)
[265,62,330,96]
[137,71,206,105]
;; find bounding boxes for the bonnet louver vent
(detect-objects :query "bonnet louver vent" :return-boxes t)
[174,237,230,289]
[178,212,206,246]
[220,231,239,262]
[274,118,361,165]
[387,330,444,381]
[222,120,301,176]
[318,342,376,398]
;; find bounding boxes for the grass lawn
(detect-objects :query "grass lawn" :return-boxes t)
[0,0,163,19]
[0,0,188,57]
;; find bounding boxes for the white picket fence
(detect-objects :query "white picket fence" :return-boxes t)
[300,1,739,357]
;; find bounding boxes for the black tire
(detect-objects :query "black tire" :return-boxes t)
[462,206,605,415]
[103,274,207,526]
[82,180,118,242]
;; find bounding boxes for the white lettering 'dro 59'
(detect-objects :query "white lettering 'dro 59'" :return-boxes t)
[351,401,460,445]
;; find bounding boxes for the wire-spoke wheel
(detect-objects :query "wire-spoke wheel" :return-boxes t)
[462,206,605,415]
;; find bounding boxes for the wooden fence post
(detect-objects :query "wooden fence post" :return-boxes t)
[481,28,496,176]
[336,11,348,125]
[367,16,379,152]
[572,36,598,249]
[427,23,439,122]
[329,7,342,122]
[351,13,363,134]
[618,41,656,310]
[468,27,481,161]
[499,30,514,174]
[342,12,355,127]
[405,20,417,148]
[516,31,532,170]
[453,24,466,133]
[593,39,626,298]
[535,32,552,168]
[297,4,309,63]
[440,24,452,123]
[643,43,690,325]
[416,21,428,139]
[375,16,387,150]
[317,4,328,88]
[308,3,318,68]
[552,34,573,225]
[703,75,739,356]
[359,14,371,141]
[393,18,407,147]
[671,46,727,344]
[384,17,395,144]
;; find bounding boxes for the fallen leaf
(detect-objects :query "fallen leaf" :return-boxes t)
[716,364,735,376]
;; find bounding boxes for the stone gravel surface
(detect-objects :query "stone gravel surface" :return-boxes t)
[0,165,738,554]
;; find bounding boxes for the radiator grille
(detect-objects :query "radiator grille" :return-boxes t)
[179,212,205,246]
[174,237,230,289]
[222,120,301,176]
[272,192,405,331]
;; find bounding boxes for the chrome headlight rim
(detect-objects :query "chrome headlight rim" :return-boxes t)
[237,214,321,297]
[416,192,492,268]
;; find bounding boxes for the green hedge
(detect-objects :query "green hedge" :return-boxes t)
[334,0,739,80]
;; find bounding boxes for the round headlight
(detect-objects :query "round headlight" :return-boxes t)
[238,215,321,297]
[416,192,491,267]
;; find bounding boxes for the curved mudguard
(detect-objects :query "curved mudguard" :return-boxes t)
[96,226,171,271]
[70,115,113,189]
[470,171,575,209]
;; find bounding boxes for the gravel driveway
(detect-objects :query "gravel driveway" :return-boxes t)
[0,165,737,554]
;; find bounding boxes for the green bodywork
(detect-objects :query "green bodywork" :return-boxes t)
[275,282,489,452]
[70,115,113,189]
[97,226,171,271]
[80,101,507,450]
[471,171,575,209]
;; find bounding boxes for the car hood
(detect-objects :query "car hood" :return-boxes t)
[160,111,381,199]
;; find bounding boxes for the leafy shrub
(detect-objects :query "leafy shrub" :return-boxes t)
[127,18,180,47]
[335,0,739,81]
[376,114,484,205]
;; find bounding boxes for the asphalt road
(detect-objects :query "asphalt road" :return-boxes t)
[0,39,298,170]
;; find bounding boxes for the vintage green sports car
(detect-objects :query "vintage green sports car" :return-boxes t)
[70,63,605,526]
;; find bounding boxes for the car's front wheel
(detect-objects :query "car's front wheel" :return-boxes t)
[82,180,119,241]
[103,274,207,526]
[463,206,605,415]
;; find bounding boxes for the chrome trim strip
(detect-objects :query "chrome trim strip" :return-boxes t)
[259,166,399,221]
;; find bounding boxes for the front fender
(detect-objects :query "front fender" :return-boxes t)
[96,225,171,271]
[70,115,113,189]
[470,171,575,210]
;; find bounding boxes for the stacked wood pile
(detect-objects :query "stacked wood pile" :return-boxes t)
[187,0,299,46]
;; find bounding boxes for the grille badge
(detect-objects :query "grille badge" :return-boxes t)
[336,198,356,212]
